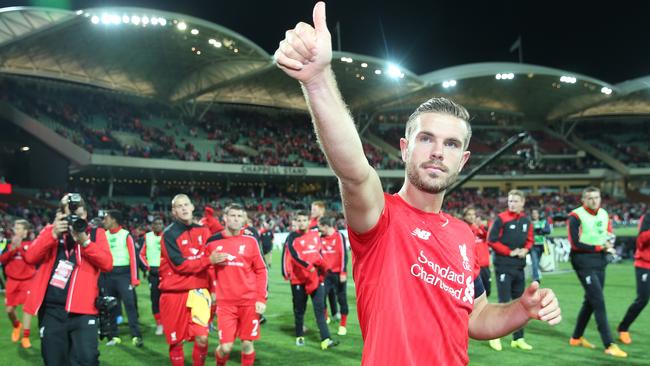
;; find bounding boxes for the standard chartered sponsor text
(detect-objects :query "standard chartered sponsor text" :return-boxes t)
[410,249,465,300]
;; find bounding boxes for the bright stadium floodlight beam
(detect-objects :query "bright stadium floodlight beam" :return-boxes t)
[122,15,129,24]
[76,10,83,15]
[142,16,149,25]
[91,15,100,24]
[386,63,401,78]
[110,14,120,24]
[151,17,159,25]
[191,28,199,35]
[101,13,111,24]
[361,62,368,68]
[209,38,216,45]
[177,21,187,31]
[496,74,502,80]
[214,41,222,48]
[131,15,140,25]
[159,18,167,26]
[601,86,612,95]
[375,69,382,75]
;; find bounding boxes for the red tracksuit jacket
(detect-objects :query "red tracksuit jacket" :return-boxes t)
[23,225,113,315]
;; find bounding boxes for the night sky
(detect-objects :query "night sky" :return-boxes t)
[5,0,650,84]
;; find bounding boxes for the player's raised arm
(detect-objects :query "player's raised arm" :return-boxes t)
[274,2,384,233]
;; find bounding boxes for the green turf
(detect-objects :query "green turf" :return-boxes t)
[2,252,649,365]
[550,226,638,238]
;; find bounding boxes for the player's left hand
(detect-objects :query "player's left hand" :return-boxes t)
[210,251,229,265]
[519,281,561,325]
[517,249,529,258]
[255,301,266,314]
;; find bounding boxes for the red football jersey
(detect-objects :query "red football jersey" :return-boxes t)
[348,193,478,366]
[0,240,36,280]
[206,233,268,305]
[321,231,347,274]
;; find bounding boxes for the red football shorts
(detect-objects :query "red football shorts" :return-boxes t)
[216,304,260,343]
[160,292,209,345]
[4,278,31,306]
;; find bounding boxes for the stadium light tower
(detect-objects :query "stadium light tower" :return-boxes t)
[386,63,402,78]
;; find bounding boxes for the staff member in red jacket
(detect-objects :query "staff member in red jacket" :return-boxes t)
[24,193,113,366]
[159,194,220,366]
[0,219,36,348]
[487,189,534,351]
[617,212,650,344]
[282,210,338,350]
[206,204,268,366]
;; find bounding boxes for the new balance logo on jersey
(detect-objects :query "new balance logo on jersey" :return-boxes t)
[411,228,431,240]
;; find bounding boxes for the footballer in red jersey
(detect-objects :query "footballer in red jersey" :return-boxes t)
[159,194,222,366]
[309,201,326,230]
[318,215,350,335]
[0,219,35,347]
[206,204,268,366]
[274,4,562,364]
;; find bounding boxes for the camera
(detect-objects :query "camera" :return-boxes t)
[66,193,88,232]
[95,295,118,340]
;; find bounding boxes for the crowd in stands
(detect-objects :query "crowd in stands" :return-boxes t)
[575,121,650,167]
[2,184,646,246]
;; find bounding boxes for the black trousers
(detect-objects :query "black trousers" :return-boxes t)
[39,306,99,366]
[291,283,331,340]
[496,267,525,340]
[324,272,349,316]
[148,267,161,315]
[480,266,492,298]
[618,266,650,332]
[100,270,141,338]
[572,267,613,347]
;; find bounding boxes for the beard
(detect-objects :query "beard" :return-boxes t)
[406,159,460,194]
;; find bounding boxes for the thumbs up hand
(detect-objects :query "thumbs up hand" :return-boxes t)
[519,281,562,325]
[274,2,332,84]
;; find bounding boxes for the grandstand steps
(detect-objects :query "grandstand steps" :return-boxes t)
[0,101,91,166]
[364,132,401,161]
[570,136,630,176]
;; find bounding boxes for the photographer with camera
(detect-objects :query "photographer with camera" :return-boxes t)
[100,209,143,347]
[23,193,113,366]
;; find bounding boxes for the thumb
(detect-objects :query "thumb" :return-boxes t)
[312,1,328,33]
[525,281,540,298]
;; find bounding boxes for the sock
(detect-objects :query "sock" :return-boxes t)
[341,314,348,327]
[23,329,30,338]
[216,348,229,366]
[12,320,20,328]
[324,309,328,318]
[192,342,208,366]
[169,343,184,366]
[241,351,256,366]
[153,313,161,325]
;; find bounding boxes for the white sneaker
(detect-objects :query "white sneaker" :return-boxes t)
[155,324,164,336]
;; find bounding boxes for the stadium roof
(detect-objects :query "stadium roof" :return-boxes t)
[1,6,649,122]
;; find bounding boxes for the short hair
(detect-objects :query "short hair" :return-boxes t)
[318,216,336,227]
[106,209,123,225]
[405,97,472,150]
[14,219,31,232]
[582,186,600,198]
[462,207,476,217]
[294,210,309,218]
[224,204,245,214]
[311,201,326,209]
[171,194,191,207]
[508,189,525,200]
[152,217,164,224]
